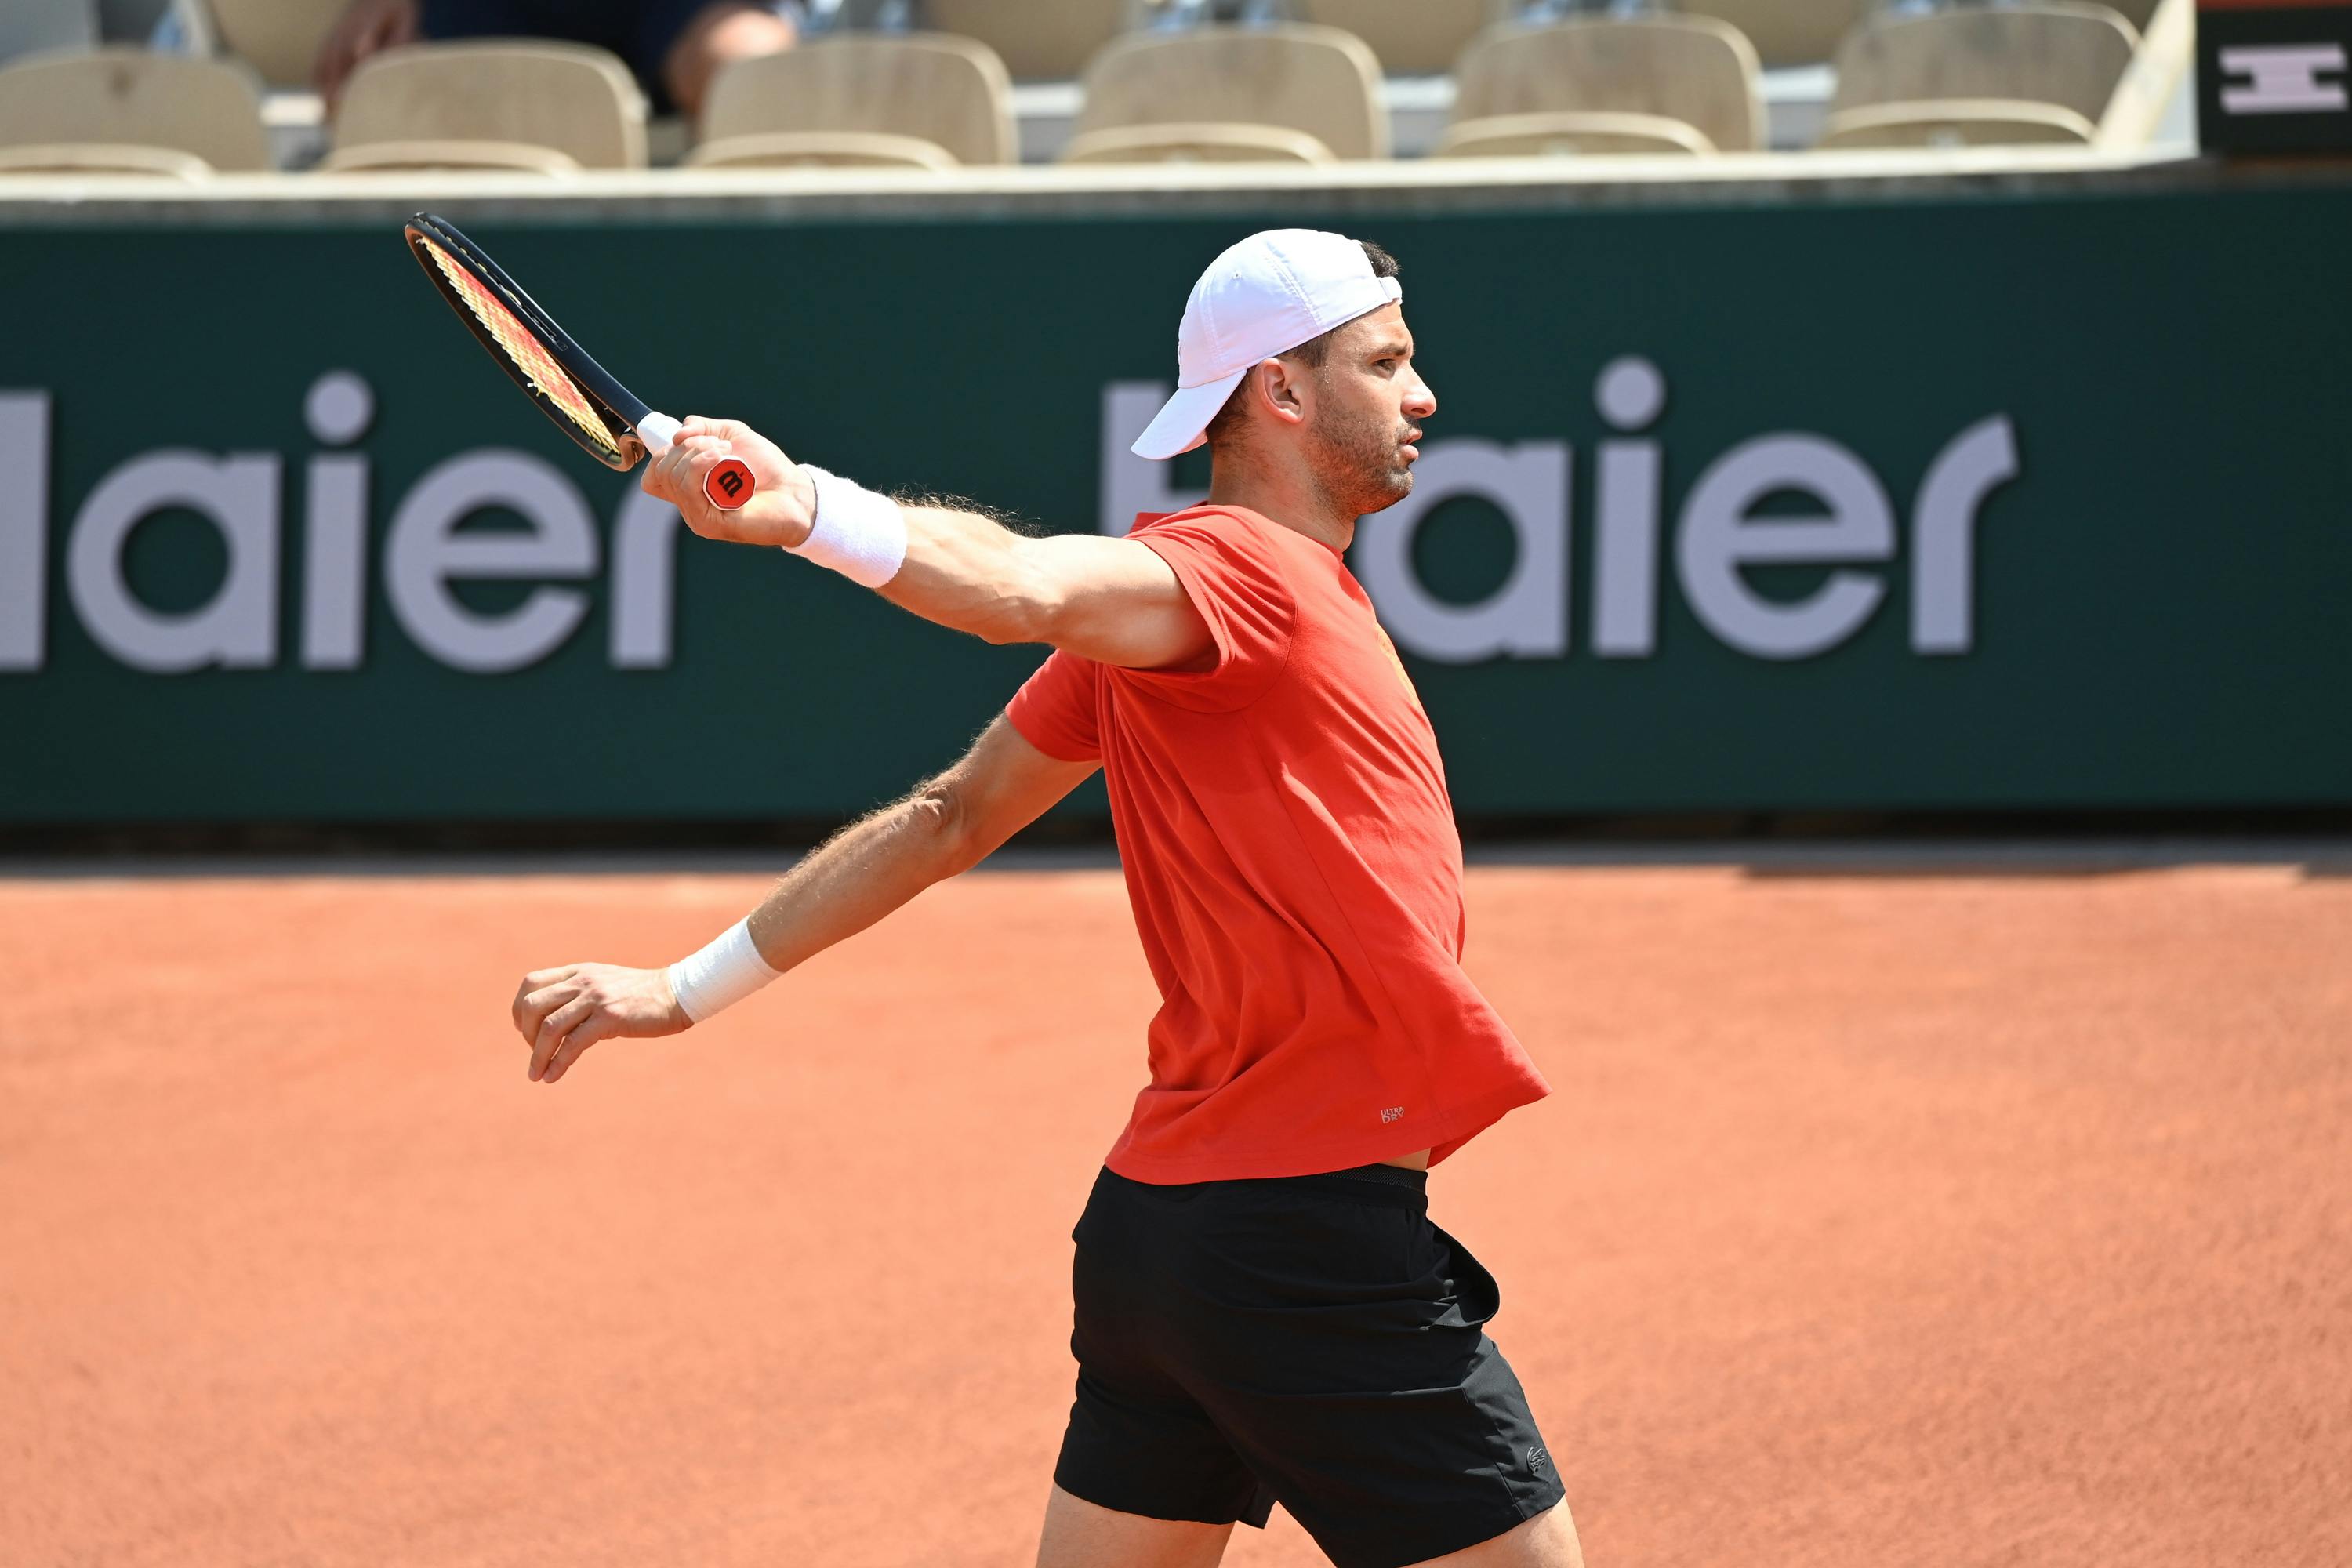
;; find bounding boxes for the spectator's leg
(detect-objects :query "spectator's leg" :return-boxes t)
[315,0,425,108]
[656,2,799,121]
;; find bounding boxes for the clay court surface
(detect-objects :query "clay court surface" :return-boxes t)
[3,856,2347,1566]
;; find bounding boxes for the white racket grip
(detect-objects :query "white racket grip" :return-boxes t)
[636,409,755,510]
[637,410,681,454]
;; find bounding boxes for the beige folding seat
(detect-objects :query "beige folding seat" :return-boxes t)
[0,143,213,179]
[924,0,1125,82]
[2096,0,2196,148]
[1819,2,2140,150]
[1294,0,1491,75]
[1435,15,1765,158]
[321,42,647,172]
[1675,0,1874,68]
[0,49,269,175]
[687,33,1014,169]
[1064,23,1387,165]
[180,0,345,89]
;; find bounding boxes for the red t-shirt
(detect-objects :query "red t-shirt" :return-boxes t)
[1006,504,1551,1183]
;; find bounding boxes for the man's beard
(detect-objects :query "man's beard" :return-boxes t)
[1307,400,1415,517]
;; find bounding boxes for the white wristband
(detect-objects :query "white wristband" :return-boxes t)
[792,466,908,588]
[666,918,780,1025]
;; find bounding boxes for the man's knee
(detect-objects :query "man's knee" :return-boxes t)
[1406,1501,1584,1568]
[1035,1483,1236,1568]
[663,2,797,118]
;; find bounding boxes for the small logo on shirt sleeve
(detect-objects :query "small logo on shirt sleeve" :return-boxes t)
[1381,1105,1406,1123]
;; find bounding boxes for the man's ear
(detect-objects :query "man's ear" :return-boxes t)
[1251,357,1308,428]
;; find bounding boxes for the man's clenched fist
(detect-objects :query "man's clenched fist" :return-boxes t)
[641,416,818,550]
[510,963,691,1084]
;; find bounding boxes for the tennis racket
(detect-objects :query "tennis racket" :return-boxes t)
[402,212,755,511]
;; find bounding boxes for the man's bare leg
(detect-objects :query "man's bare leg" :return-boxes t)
[1406,1501,1585,1568]
[1035,1484,1235,1568]
[661,1,797,120]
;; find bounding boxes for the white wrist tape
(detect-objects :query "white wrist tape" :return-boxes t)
[792,466,908,588]
[666,918,780,1025]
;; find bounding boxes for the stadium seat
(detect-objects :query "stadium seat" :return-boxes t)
[1821,2,2140,151]
[0,49,269,173]
[1436,16,1765,158]
[1064,23,1387,164]
[180,0,343,89]
[1063,123,1337,165]
[1817,100,2097,150]
[688,33,1014,169]
[922,0,1124,82]
[1294,0,1490,75]
[0,143,211,180]
[1675,0,1873,69]
[2096,0,2196,148]
[321,42,648,172]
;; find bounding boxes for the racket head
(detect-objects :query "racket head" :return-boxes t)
[403,213,655,472]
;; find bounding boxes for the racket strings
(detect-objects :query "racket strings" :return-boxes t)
[418,236,622,461]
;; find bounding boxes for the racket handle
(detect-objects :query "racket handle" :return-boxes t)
[637,412,757,511]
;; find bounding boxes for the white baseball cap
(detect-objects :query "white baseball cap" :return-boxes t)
[1131,228,1403,461]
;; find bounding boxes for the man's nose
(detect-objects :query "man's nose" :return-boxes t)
[1404,371,1436,420]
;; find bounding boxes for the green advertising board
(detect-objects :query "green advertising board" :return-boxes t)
[2,173,2349,825]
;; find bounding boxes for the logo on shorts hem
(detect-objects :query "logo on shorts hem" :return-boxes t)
[1380,1105,1405,1123]
[1526,1445,1548,1475]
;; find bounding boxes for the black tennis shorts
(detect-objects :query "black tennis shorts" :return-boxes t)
[1054,1163,1563,1568]
[419,0,800,112]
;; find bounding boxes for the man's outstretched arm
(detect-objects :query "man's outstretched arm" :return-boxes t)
[638,416,1214,673]
[508,716,1099,1084]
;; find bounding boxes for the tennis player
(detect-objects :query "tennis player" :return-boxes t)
[510,230,1579,1568]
